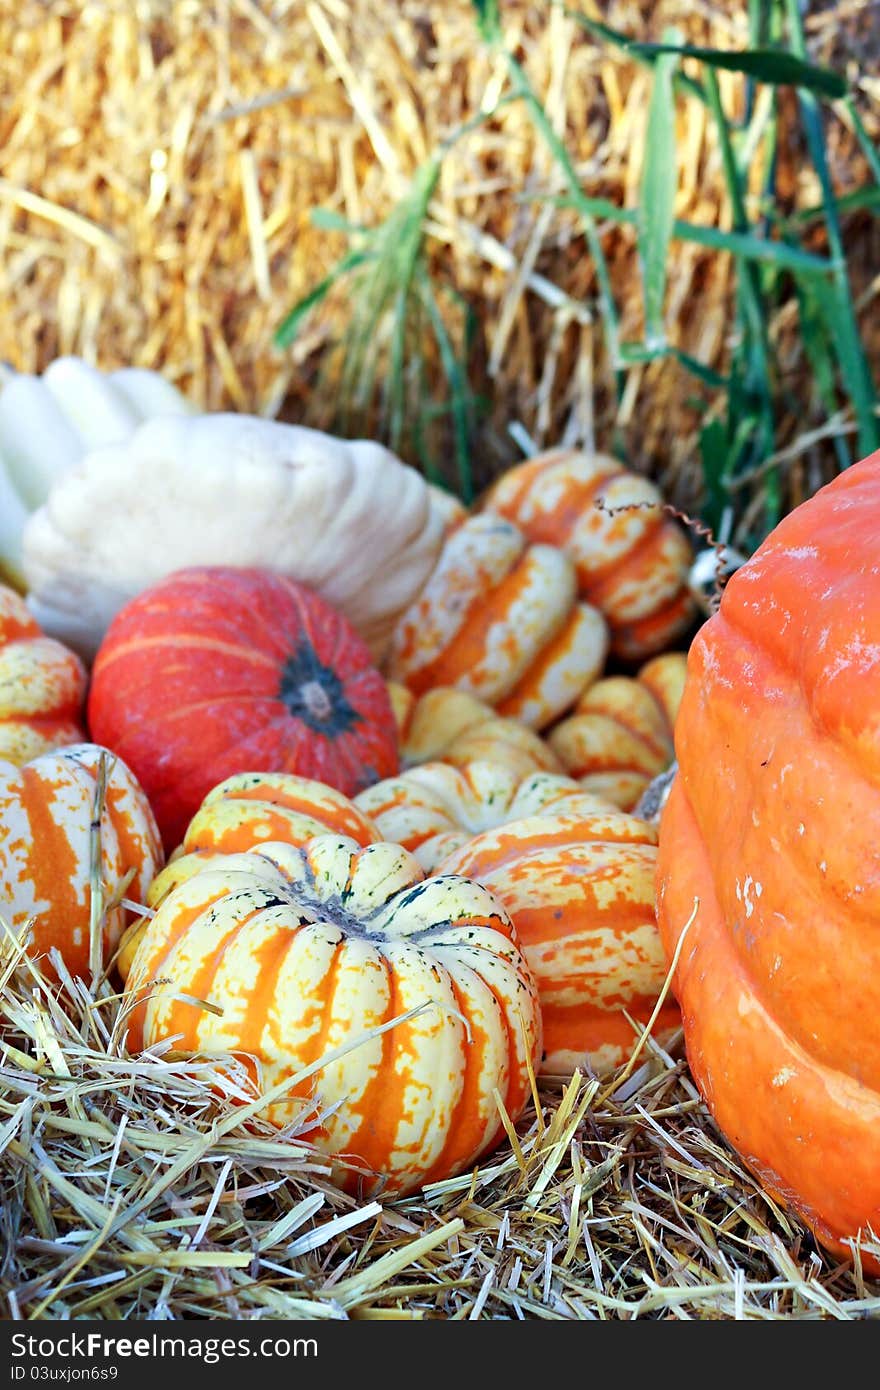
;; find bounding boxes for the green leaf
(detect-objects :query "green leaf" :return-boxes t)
[639,48,680,349]
[309,208,365,234]
[563,10,706,103]
[273,248,373,348]
[630,43,848,100]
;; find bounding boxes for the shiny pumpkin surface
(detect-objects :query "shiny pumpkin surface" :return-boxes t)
[0,585,86,765]
[483,448,694,659]
[357,760,613,871]
[87,567,398,853]
[388,514,608,729]
[548,653,687,809]
[437,810,677,1076]
[124,835,542,1196]
[0,742,162,977]
[656,450,880,1270]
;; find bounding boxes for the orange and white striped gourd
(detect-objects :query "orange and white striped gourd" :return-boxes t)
[0,743,163,978]
[388,513,609,730]
[123,836,542,1196]
[0,584,87,765]
[436,810,678,1076]
[482,449,695,660]
[357,761,614,871]
[388,681,563,780]
[547,653,687,810]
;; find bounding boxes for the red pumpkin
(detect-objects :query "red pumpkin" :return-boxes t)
[656,448,880,1271]
[87,567,398,852]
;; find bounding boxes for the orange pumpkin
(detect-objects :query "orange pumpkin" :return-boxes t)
[123,835,542,1196]
[437,809,678,1076]
[388,681,563,779]
[656,449,880,1272]
[388,513,609,729]
[547,653,687,809]
[0,584,87,765]
[482,448,695,659]
[357,760,614,871]
[0,742,163,978]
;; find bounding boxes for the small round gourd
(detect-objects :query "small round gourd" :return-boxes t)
[0,584,87,765]
[124,835,542,1196]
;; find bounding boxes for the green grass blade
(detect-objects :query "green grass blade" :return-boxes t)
[273,250,373,348]
[563,9,707,103]
[639,48,679,349]
[842,95,880,187]
[630,43,848,100]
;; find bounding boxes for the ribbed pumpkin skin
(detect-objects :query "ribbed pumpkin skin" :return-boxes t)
[0,742,163,977]
[147,771,381,909]
[389,514,609,730]
[357,761,614,872]
[124,836,542,1197]
[548,653,687,809]
[436,811,678,1076]
[389,682,563,779]
[655,451,880,1271]
[482,449,694,659]
[87,567,399,853]
[0,585,87,765]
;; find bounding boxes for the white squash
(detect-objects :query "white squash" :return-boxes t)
[23,412,446,663]
[0,357,193,589]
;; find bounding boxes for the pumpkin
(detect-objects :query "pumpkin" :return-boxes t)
[547,653,687,810]
[357,760,614,871]
[388,681,563,780]
[22,411,444,662]
[0,742,163,978]
[481,448,695,659]
[436,809,678,1076]
[148,770,382,910]
[0,584,87,765]
[0,356,193,591]
[123,835,542,1196]
[388,513,609,729]
[655,449,880,1271]
[87,567,399,854]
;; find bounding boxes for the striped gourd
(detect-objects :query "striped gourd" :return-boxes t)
[0,584,87,766]
[388,513,609,730]
[436,810,679,1076]
[357,760,614,871]
[482,449,695,659]
[547,653,687,809]
[0,742,162,978]
[388,681,563,780]
[124,836,542,1196]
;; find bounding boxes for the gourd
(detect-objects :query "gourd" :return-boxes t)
[0,584,87,764]
[655,448,880,1272]
[123,835,542,1196]
[389,513,609,730]
[481,448,695,660]
[388,681,563,780]
[437,809,678,1076]
[0,742,163,978]
[547,653,687,809]
[87,566,399,853]
[357,760,614,871]
[22,411,445,662]
[0,356,193,590]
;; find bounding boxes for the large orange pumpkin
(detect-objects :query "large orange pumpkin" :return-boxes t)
[123,835,542,1196]
[0,584,87,765]
[436,809,678,1076]
[87,567,399,853]
[0,742,162,978]
[655,449,880,1271]
[547,653,687,810]
[388,513,609,729]
[482,448,695,660]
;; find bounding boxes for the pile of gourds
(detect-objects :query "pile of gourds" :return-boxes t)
[2,356,878,1272]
